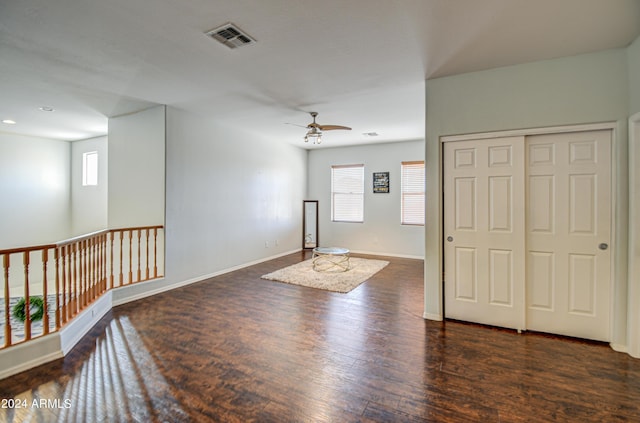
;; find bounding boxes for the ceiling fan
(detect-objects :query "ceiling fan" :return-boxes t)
[300,112,351,144]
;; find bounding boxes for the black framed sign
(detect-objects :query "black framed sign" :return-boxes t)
[373,172,390,193]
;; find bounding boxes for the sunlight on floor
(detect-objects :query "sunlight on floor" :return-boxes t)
[3,316,187,422]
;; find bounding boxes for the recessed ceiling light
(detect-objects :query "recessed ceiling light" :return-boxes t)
[2,119,16,125]
[39,106,55,112]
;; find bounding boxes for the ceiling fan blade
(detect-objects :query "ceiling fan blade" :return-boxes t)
[318,125,352,131]
[285,122,309,129]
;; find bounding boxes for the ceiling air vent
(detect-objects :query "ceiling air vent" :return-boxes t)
[205,23,256,49]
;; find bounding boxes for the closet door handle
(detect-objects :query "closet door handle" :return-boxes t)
[447,236,454,242]
[598,243,608,250]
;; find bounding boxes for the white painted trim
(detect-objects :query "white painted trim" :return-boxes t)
[610,343,628,354]
[59,292,112,355]
[112,248,302,306]
[423,312,443,321]
[349,249,424,260]
[111,278,168,307]
[628,112,640,358]
[440,122,617,143]
[607,125,619,345]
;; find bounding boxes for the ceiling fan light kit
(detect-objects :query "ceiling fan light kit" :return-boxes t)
[304,127,322,144]
[302,112,350,144]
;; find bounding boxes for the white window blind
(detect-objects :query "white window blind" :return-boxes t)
[401,161,425,225]
[331,164,364,222]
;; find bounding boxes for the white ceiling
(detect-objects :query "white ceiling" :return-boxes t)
[1,0,639,148]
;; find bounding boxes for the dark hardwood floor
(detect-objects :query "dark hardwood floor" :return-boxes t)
[1,251,639,422]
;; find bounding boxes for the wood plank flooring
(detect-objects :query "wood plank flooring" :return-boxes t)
[1,252,639,422]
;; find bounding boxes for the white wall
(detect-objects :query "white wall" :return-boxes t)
[123,107,307,294]
[108,106,165,228]
[307,140,424,258]
[629,35,640,115]
[424,48,630,346]
[70,136,108,235]
[0,133,70,248]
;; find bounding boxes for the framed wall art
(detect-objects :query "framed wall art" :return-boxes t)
[373,172,390,193]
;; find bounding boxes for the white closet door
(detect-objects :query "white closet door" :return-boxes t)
[444,137,526,330]
[526,130,611,341]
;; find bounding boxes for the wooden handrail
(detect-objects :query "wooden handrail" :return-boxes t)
[0,244,57,256]
[0,225,164,349]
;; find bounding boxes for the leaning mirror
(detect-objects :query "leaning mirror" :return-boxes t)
[303,200,319,249]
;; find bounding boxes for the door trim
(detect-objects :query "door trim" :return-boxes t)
[440,122,616,143]
[628,112,640,358]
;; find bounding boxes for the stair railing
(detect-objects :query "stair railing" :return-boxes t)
[1,225,164,349]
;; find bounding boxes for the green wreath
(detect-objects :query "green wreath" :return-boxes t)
[12,296,45,323]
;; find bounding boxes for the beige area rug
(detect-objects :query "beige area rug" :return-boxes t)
[261,257,389,293]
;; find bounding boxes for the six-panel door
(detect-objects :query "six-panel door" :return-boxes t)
[525,130,611,341]
[444,136,526,331]
[443,130,611,341]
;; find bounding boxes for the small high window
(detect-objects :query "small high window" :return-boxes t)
[82,151,98,186]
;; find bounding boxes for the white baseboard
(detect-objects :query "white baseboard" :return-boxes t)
[610,343,628,354]
[60,292,112,355]
[112,248,302,307]
[423,312,443,321]
[349,249,424,260]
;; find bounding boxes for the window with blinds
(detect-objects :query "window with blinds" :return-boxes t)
[331,164,364,222]
[401,161,425,225]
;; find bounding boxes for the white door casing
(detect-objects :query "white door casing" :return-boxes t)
[628,113,640,358]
